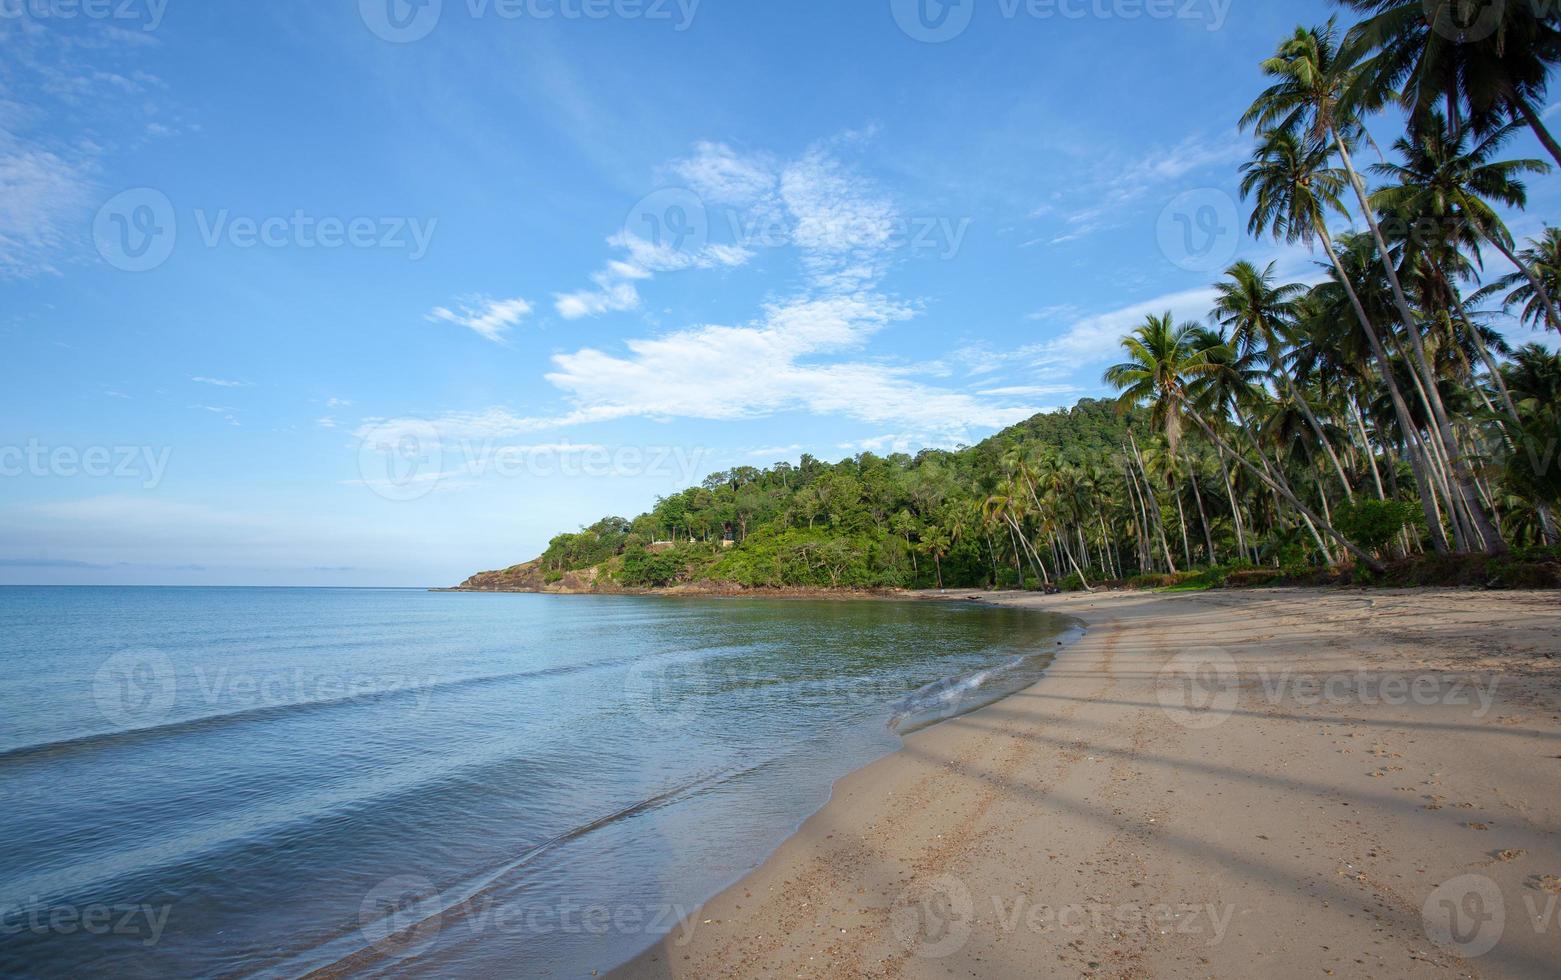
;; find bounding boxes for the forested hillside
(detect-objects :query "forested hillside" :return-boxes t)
[466,11,1561,595]
[515,399,1152,592]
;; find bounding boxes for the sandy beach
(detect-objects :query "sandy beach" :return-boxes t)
[614,588,1561,979]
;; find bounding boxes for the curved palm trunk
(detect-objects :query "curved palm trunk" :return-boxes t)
[1187,408,1385,573]
[1274,355,1354,501]
[1185,450,1217,563]
[1474,223,1561,333]
[1332,130,1506,554]
[1347,397,1387,500]
[1313,219,1450,553]
[1513,95,1561,169]
[1056,532,1095,592]
[1005,515,1050,586]
[1174,488,1192,567]
[1216,444,1249,559]
[1256,437,1337,564]
[1129,434,1178,574]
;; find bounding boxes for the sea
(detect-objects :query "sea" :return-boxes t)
[0,586,1076,977]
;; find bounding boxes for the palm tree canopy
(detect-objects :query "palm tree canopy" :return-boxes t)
[1241,129,1351,244]
[1336,0,1561,137]
[1369,110,1549,253]
[1104,313,1226,452]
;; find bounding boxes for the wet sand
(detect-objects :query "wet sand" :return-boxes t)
[612,588,1561,979]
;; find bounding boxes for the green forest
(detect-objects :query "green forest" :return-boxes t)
[531,7,1561,594]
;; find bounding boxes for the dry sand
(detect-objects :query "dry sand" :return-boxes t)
[612,588,1561,979]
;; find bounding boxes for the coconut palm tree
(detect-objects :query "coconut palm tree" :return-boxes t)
[1370,113,1559,330]
[1478,227,1561,332]
[1244,21,1505,554]
[1335,0,1561,164]
[1213,260,1356,499]
[1106,313,1387,572]
[1240,127,1451,549]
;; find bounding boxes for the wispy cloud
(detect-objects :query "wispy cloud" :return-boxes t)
[192,376,253,388]
[427,296,534,343]
[190,404,242,426]
[0,18,180,278]
[748,444,802,459]
[671,140,777,205]
[1032,131,1251,248]
[0,136,95,279]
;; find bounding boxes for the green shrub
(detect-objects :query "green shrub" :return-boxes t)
[619,548,684,588]
[1333,499,1423,555]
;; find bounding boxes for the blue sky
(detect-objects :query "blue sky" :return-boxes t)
[3,0,1558,586]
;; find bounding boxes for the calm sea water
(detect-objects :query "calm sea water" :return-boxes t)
[0,587,1074,978]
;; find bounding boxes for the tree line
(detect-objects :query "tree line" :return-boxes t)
[537,4,1561,591]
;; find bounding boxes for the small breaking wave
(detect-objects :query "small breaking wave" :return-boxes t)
[888,623,1083,735]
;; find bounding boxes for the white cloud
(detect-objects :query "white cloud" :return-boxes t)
[543,293,1038,442]
[0,140,94,278]
[671,141,777,205]
[1031,131,1250,248]
[191,404,242,426]
[553,139,901,318]
[1043,286,1221,365]
[554,232,753,320]
[327,397,353,408]
[316,417,338,429]
[191,376,253,388]
[427,296,534,342]
[977,385,1080,398]
[748,445,802,459]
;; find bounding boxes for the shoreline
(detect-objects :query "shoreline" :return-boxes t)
[610,588,1561,978]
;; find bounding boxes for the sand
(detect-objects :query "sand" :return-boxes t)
[611,588,1561,979]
